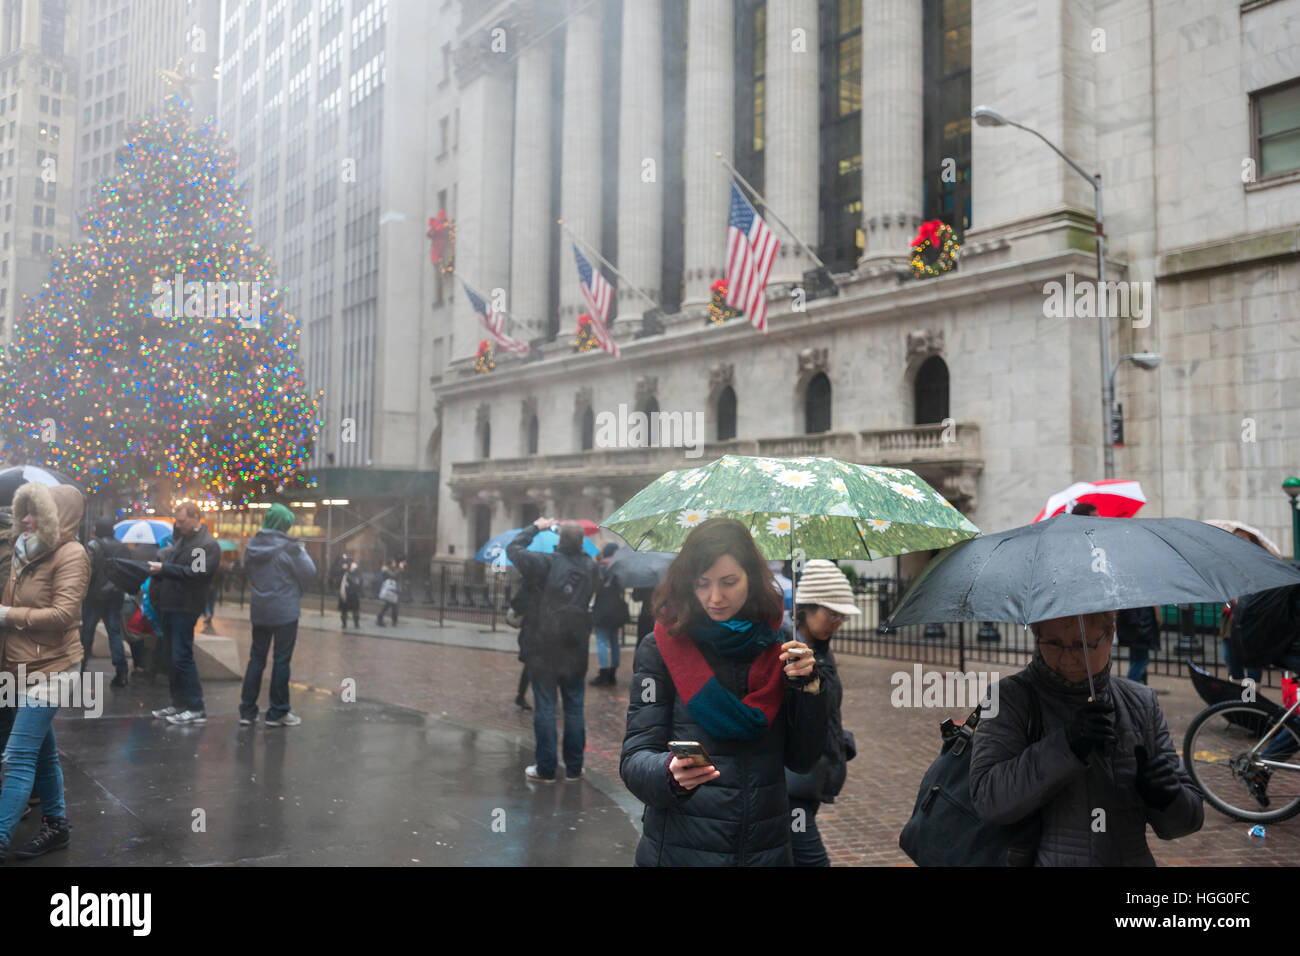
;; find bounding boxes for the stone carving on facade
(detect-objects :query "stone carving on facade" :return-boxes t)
[938,473,978,512]
[635,376,658,407]
[906,329,944,360]
[797,347,829,377]
[708,362,734,396]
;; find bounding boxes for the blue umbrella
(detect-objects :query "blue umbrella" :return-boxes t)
[475,527,600,567]
[114,518,174,545]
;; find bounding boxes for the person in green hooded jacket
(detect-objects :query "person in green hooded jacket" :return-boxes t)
[240,504,316,727]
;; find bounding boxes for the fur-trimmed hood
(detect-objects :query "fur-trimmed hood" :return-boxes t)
[11,482,83,555]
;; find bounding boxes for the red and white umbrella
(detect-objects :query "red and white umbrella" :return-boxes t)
[1032,479,1146,523]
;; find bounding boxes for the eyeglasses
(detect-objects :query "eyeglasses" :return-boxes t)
[1038,632,1113,654]
[820,608,845,623]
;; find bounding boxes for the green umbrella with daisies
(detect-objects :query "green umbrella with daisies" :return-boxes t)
[600,454,979,561]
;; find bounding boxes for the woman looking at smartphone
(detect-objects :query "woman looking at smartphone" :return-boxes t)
[619,518,830,866]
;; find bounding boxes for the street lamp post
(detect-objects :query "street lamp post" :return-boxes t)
[1284,477,1300,564]
[973,106,1115,477]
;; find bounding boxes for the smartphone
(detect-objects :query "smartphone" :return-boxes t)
[668,740,715,768]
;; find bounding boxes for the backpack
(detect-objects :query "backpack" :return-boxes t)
[537,555,595,646]
[899,672,1043,867]
[1231,585,1300,669]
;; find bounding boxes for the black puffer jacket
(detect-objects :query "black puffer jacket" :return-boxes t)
[150,524,221,616]
[620,628,831,866]
[969,656,1203,866]
[785,636,851,803]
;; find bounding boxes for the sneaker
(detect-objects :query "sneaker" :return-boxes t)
[265,713,301,727]
[564,767,584,780]
[152,705,180,719]
[165,709,207,725]
[238,716,254,726]
[12,816,70,860]
[524,765,556,783]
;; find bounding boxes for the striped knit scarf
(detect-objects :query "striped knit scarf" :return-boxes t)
[655,615,786,741]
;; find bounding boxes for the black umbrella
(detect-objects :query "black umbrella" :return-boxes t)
[604,547,676,588]
[107,557,152,596]
[889,514,1300,628]
[0,465,78,504]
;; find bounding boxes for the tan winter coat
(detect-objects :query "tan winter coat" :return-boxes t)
[1,483,89,676]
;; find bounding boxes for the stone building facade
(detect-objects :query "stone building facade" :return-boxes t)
[433,0,1300,573]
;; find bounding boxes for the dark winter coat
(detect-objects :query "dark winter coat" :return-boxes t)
[620,628,832,866]
[245,528,317,627]
[507,525,599,677]
[1116,606,1161,650]
[84,533,129,608]
[969,656,1203,866]
[338,570,363,612]
[785,634,852,804]
[592,563,628,629]
[150,523,221,616]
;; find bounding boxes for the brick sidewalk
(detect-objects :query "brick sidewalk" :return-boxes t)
[201,613,1298,866]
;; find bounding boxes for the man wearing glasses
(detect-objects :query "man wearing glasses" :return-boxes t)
[968,610,1203,865]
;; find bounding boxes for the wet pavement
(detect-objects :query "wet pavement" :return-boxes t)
[30,669,637,866]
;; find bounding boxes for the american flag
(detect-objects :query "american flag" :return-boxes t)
[725,181,780,333]
[572,244,621,358]
[461,280,530,355]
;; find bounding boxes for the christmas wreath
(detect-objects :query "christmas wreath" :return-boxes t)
[474,339,494,373]
[708,278,739,324]
[909,219,959,279]
[427,210,456,275]
[573,314,598,352]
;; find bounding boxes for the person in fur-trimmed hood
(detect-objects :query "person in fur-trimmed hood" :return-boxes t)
[0,481,90,861]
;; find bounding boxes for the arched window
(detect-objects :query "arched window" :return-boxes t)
[805,372,831,434]
[716,386,737,441]
[526,414,539,455]
[580,406,594,450]
[914,355,949,425]
[472,505,492,553]
[478,421,491,460]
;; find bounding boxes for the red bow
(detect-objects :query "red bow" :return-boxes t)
[911,219,944,248]
[427,210,449,264]
[577,313,592,327]
[476,339,490,357]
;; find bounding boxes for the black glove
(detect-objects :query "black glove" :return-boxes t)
[1064,699,1117,762]
[1134,745,1181,810]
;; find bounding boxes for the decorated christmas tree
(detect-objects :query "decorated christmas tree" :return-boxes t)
[0,93,320,506]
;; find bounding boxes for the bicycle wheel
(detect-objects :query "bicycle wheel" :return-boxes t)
[1182,700,1300,823]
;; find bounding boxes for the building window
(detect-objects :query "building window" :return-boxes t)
[580,405,594,451]
[440,42,450,85]
[478,420,490,459]
[735,1,766,195]
[819,0,863,271]
[1253,79,1300,180]
[923,0,972,235]
[526,414,539,455]
[914,355,949,425]
[716,386,737,441]
[438,115,448,156]
[805,373,831,434]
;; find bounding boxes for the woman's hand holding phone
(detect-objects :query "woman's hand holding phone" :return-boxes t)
[669,755,720,789]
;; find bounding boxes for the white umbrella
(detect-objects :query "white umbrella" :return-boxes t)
[1203,519,1282,559]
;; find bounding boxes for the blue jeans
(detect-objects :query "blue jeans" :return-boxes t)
[81,601,127,674]
[1126,645,1150,683]
[530,671,585,778]
[163,611,204,712]
[0,701,65,845]
[240,621,298,720]
[789,796,830,867]
[594,626,620,671]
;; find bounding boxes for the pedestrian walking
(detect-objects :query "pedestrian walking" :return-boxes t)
[969,609,1204,865]
[81,515,130,686]
[1117,605,1162,686]
[619,517,830,866]
[240,503,316,727]
[507,575,540,711]
[590,542,629,687]
[376,560,399,626]
[147,502,221,725]
[339,561,362,628]
[0,482,90,860]
[784,560,857,867]
[508,517,599,782]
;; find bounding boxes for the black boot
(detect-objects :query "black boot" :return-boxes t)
[13,815,70,859]
[590,668,609,687]
[111,669,127,688]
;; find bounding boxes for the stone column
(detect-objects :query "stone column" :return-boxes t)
[764,0,819,285]
[454,37,515,362]
[614,0,664,329]
[859,0,923,267]
[682,0,734,306]
[510,18,555,339]
[558,0,603,323]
